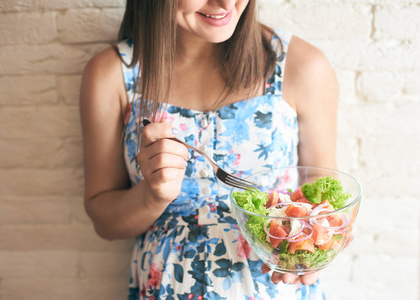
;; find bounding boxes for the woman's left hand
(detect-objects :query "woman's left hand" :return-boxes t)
[261,264,320,285]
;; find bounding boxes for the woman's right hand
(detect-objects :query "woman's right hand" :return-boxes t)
[137,121,190,205]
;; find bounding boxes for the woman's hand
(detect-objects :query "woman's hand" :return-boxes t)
[262,234,354,285]
[137,121,190,204]
[261,265,320,285]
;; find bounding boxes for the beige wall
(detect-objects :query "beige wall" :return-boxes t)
[0,0,419,299]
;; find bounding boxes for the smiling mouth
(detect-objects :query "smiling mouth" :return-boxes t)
[198,12,228,19]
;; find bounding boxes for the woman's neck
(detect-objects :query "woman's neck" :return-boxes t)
[175,28,219,64]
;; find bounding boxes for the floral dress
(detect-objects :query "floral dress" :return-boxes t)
[118,29,325,300]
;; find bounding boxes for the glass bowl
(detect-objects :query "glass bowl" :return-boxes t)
[229,166,362,275]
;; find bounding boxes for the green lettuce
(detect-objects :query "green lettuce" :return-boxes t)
[278,247,336,269]
[233,189,269,242]
[233,189,268,214]
[301,176,351,209]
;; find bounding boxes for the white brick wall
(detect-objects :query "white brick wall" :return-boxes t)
[0,1,418,299]
[57,8,124,43]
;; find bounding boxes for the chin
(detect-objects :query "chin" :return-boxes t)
[197,27,237,44]
[206,34,235,43]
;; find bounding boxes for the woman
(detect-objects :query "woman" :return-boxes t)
[79,0,339,298]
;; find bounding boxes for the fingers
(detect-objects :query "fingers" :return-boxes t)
[274,272,319,285]
[261,263,271,274]
[279,273,301,285]
[261,264,320,286]
[271,271,283,284]
[138,139,189,180]
[260,264,286,285]
[137,121,190,196]
[148,164,186,186]
[136,121,190,202]
[299,272,320,285]
[138,122,190,171]
[147,139,190,165]
[141,121,179,147]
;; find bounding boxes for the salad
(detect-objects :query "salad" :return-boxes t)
[232,176,353,270]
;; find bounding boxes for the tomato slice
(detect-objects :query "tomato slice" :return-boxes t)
[265,190,279,209]
[312,200,334,210]
[290,186,304,201]
[312,224,333,246]
[326,213,343,227]
[290,186,311,204]
[295,197,311,204]
[285,204,309,217]
[269,220,290,248]
[288,235,315,254]
[317,236,335,250]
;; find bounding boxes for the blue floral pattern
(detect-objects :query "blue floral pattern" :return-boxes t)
[118,29,324,299]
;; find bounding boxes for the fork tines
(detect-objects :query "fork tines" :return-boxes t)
[217,170,258,190]
[226,178,258,190]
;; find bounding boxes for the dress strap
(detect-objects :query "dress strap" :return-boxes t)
[116,39,139,104]
[273,28,292,70]
[266,29,293,97]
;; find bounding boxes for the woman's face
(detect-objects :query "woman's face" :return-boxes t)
[176,0,250,44]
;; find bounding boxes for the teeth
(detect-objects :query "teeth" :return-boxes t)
[202,13,227,19]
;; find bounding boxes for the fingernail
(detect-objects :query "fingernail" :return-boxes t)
[172,128,179,135]
[185,161,188,167]
[187,152,191,160]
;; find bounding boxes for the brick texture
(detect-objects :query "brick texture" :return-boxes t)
[0,0,419,299]
[57,8,124,43]
[0,75,57,106]
[0,11,57,45]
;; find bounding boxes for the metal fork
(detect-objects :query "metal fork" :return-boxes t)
[142,119,259,190]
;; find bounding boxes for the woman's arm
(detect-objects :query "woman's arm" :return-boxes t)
[79,48,188,240]
[283,36,339,169]
[263,35,339,285]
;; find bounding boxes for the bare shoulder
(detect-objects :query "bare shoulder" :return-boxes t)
[80,46,127,116]
[282,35,338,114]
[83,46,123,82]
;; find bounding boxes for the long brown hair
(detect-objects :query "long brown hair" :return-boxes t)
[118,0,278,121]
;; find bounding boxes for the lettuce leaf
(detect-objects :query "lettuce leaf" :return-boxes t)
[233,189,269,242]
[245,216,267,242]
[278,248,335,269]
[233,189,268,215]
[301,176,351,209]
